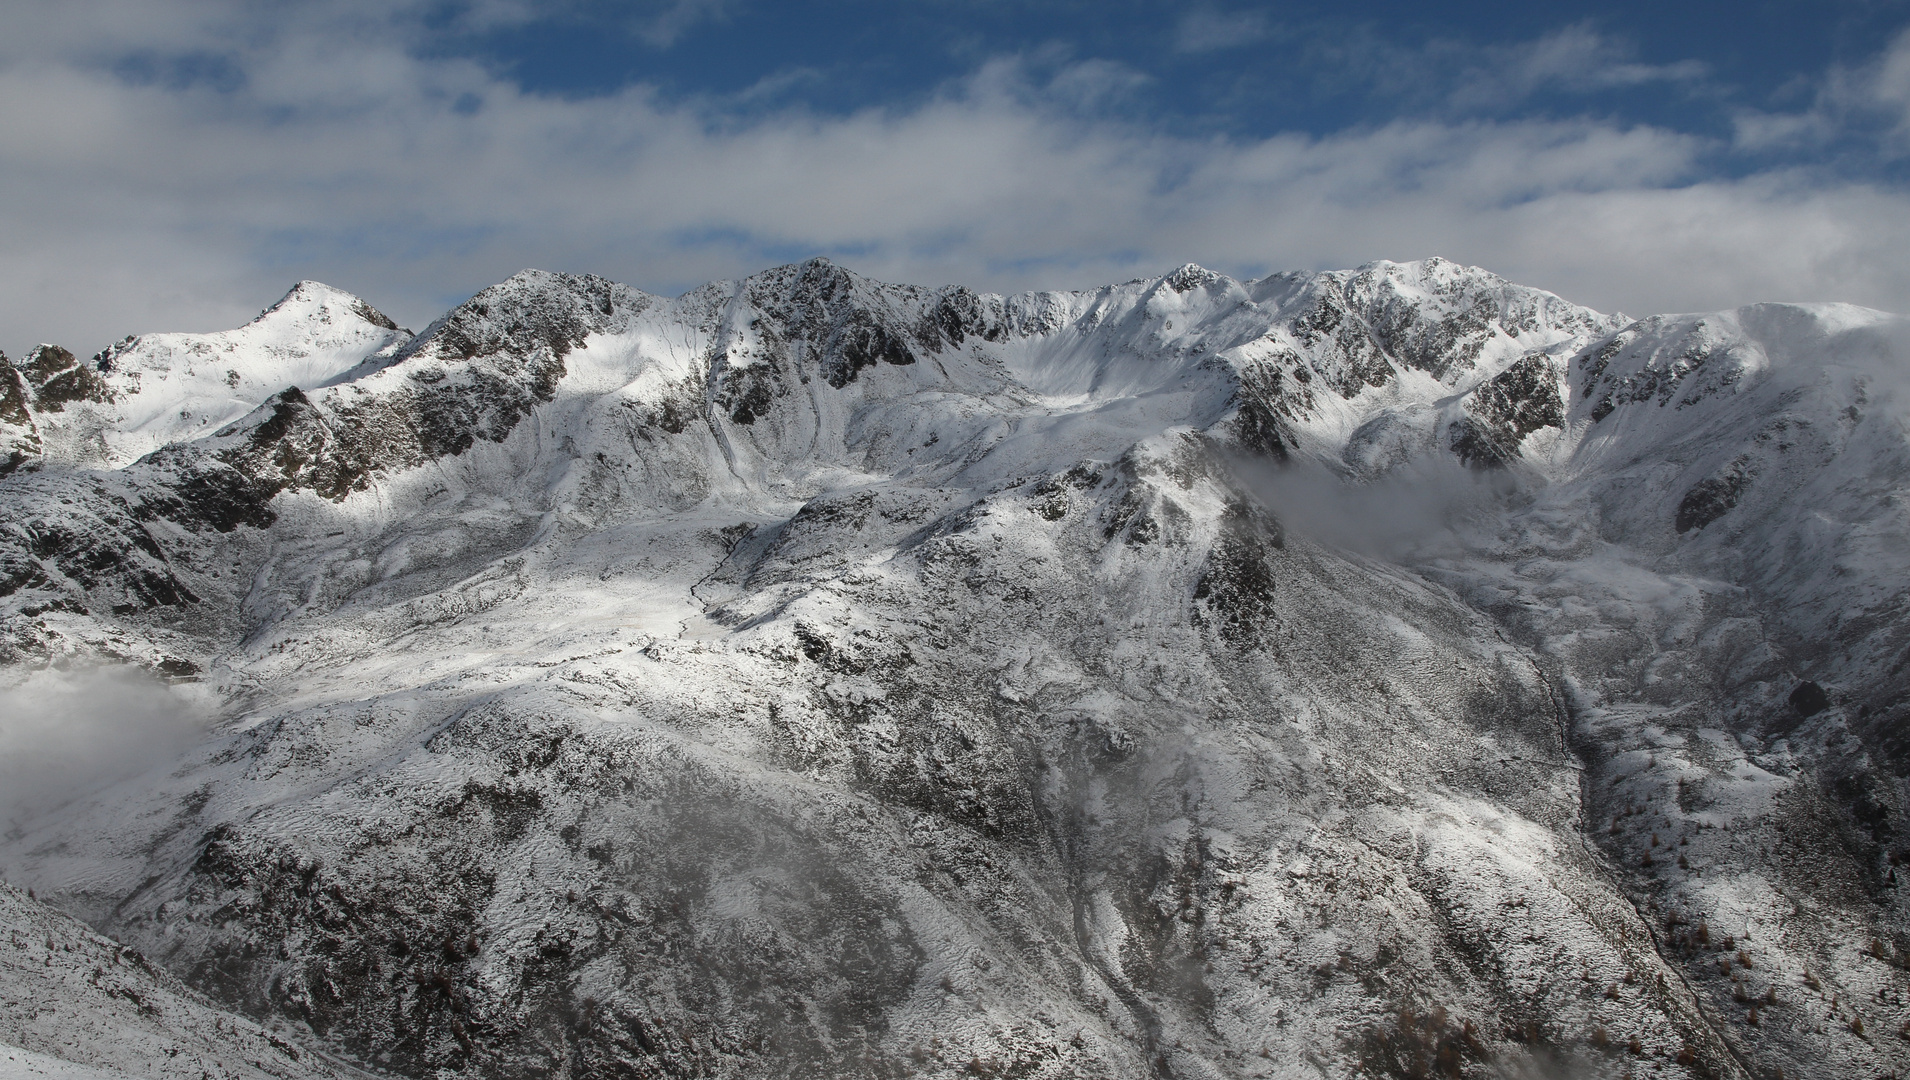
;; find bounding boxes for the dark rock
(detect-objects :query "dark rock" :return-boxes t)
[22,344,113,412]
[920,286,1006,349]
[1791,681,1830,717]
[715,361,779,426]
[1231,386,1295,462]
[1450,354,1563,469]
[1353,262,1502,380]
[821,311,914,389]
[1289,293,1394,398]
[1192,499,1284,649]
[1676,457,1752,532]
[0,363,41,477]
[351,299,400,332]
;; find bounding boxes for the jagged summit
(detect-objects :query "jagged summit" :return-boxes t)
[393,268,655,369]
[1,259,1906,1080]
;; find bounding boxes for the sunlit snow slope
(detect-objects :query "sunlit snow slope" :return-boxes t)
[1,258,1906,1080]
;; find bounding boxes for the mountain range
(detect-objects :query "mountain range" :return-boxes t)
[1,257,1906,1080]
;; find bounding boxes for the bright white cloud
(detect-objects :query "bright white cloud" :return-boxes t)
[1,2,1907,356]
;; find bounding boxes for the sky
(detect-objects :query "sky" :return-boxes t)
[4,0,1910,353]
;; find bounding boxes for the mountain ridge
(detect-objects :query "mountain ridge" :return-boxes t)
[0,257,1905,1080]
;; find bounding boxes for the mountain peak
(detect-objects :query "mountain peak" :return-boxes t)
[1161,263,1229,293]
[253,280,401,333]
[400,270,654,368]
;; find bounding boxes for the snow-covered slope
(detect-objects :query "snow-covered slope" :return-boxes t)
[0,259,1905,1080]
[0,880,360,1080]
[1401,300,1910,1080]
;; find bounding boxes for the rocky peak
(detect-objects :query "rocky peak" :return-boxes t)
[255,280,403,333]
[401,269,652,368]
[16,343,114,412]
[1315,258,1616,383]
[1160,262,1230,294]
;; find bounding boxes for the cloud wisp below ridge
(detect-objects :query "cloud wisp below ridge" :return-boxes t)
[3,3,1909,352]
[0,665,212,837]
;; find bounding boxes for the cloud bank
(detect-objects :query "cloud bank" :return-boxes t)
[0,665,211,833]
[2,2,1908,353]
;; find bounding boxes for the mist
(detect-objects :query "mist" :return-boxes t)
[1239,448,1528,565]
[0,664,213,834]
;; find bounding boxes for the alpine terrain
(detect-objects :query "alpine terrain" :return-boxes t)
[0,258,1906,1080]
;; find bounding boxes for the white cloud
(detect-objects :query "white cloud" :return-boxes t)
[1732,28,1910,156]
[0,666,211,830]
[1044,58,1153,110]
[633,0,731,48]
[1,2,1908,356]
[1446,23,1708,111]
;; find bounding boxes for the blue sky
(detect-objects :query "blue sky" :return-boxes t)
[454,1,1898,141]
[5,0,1910,348]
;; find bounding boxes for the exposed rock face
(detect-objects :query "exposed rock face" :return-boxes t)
[1448,354,1565,469]
[1674,456,1752,532]
[0,361,40,476]
[207,272,640,501]
[21,345,115,413]
[0,260,1905,1080]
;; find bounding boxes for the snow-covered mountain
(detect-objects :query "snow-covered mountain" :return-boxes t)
[2,282,409,473]
[1,258,1904,1080]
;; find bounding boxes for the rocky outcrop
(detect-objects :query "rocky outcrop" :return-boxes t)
[0,361,40,476]
[20,345,114,413]
[1449,354,1565,468]
[1674,455,1753,532]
